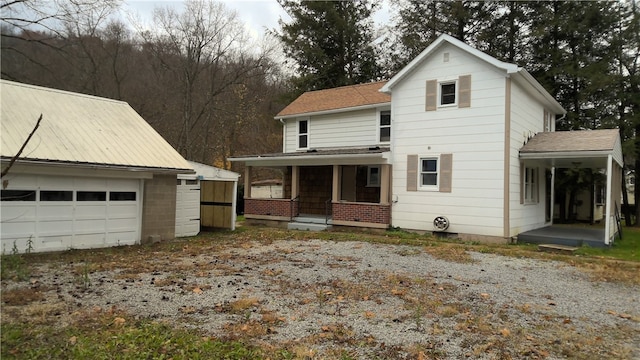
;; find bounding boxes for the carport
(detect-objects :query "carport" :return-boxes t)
[176,162,240,237]
[518,129,623,246]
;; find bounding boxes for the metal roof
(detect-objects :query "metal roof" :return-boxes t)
[1,80,192,173]
[230,146,391,166]
[178,161,239,181]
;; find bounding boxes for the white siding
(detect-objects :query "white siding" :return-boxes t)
[282,108,383,152]
[391,44,508,237]
[508,79,549,235]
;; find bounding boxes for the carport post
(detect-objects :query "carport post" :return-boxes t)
[604,154,613,245]
[231,180,237,231]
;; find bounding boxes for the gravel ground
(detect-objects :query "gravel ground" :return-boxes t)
[3,238,640,359]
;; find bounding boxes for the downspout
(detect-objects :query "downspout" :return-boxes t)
[554,113,566,130]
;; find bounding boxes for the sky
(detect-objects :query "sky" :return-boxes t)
[120,0,392,41]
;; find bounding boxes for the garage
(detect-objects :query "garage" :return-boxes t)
[1,174,141,253]
[1,80,194,253]
[175,161,240,237]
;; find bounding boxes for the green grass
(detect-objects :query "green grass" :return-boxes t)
[1,318,262,360]
[575,226,640,262]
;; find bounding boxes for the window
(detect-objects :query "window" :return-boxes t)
[379,110,391,142]
[40,190,72,201]
[524,167,538,203]
[77,191,106,201]
[420,158,439,188]
[110,191,136,201]
[298,119,308,149]
[367,166,381,187]
[1,190,36,201]
[440,82,456,106]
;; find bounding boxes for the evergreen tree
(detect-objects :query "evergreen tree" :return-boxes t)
[276,0,381,92]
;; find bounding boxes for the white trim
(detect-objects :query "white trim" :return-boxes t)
[230,152,392,167]
[275,102,391,120]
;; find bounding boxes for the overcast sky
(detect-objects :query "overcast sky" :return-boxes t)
[120,0,392,40]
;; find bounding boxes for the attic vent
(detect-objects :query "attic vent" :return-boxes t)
[433,216,450,231]
[368,146,380,151]
[443,52,450,63]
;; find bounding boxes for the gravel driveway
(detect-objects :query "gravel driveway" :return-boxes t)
[3,238,639,359]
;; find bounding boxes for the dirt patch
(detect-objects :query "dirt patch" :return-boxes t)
[2,238,639,359]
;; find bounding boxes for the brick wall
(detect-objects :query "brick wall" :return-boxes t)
[246,198,297,217]
[333,202,390,224]
[141,174,177,243]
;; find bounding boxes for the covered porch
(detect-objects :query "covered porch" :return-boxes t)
[519,129,623,247]
[231,147,392,230]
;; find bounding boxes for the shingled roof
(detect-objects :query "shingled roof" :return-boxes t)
[276,81,390,118]
[520,129,619,153]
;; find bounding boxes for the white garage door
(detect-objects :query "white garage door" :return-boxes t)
[175,179,200,237]
[1,174,141,253]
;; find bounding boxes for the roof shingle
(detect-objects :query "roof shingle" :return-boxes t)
[277,81,390,118]
[520,129,619,153]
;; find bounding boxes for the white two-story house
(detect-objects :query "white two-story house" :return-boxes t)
[231,34,623,246]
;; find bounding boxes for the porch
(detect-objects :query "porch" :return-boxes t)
[232,147,393,230]
[517,225,609,248]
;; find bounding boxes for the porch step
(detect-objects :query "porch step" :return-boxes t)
[288,222,332,231]
[537,244,579,254]
[288,215,332,231]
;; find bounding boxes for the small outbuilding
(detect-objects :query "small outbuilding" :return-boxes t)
[176,161,240,237]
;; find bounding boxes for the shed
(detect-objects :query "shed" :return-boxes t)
[176,161,240,236]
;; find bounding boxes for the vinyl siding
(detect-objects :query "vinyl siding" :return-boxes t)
[508,78,549,235]
[391,44,507,237]
[282,108,383,152]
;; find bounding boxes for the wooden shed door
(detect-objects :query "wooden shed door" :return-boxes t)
[200,181,233,229]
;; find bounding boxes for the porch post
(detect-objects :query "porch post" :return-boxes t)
[332,165,340,202]
[550,167,555,223]
[244,166,252,199]
[604,155,613,245]
[291,165,299,199]
[380,164,390,205]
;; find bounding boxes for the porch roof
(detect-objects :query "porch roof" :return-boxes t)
[519,129,623,168]
[229,147,391,167]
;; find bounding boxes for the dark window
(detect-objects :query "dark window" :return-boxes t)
[298,120,308,148]
[40,190,72,201]
[77,191,106,201]
[1,190,36,201]
[109,191,136,201]
[440,83,456,105]
[379,110,391,142]
[177,179,183,185]
[186,179,198,185]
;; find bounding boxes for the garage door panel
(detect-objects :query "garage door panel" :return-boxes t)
[1,205,37,222]
[75,219,107,233]
[75,204,107,219]
[1,175,141,253]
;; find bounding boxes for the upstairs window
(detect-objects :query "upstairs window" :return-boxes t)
[298,119,308,149]
[379,110,391,143]
[440,82,456,106]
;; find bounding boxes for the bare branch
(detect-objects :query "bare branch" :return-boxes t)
[1,114,43,178]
